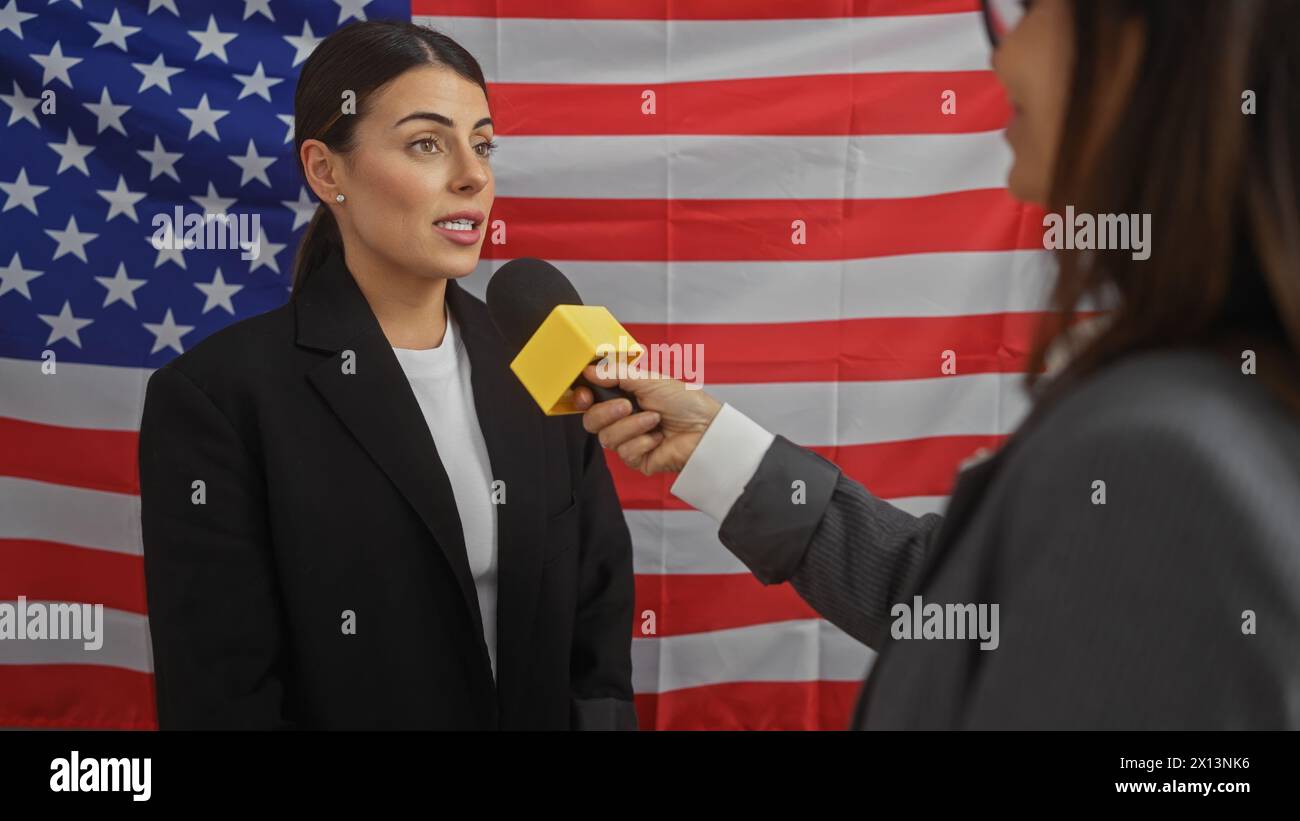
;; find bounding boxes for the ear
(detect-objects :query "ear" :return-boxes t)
[301,139,343,203]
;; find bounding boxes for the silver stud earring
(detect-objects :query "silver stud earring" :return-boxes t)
[335,193,345,203]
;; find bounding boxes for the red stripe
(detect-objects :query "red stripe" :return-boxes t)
[1,310,1041,498]
[0,665,157,730]
[634,680,861,729]
[417,0,977,19]
[0,417,139,494]
[622,311,1049,384]
[0,666,857,731]
[490,72,1008,136]
[0,539,147,615]
[816,433,1009,498]
[483,192,1041,261]
[635,574,817,636]
[609,433,1006,509]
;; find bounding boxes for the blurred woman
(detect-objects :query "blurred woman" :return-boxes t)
[578,0,1300,728]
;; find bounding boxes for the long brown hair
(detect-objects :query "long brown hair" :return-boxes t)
[290,21,488,296]
[1027,0,1300,416]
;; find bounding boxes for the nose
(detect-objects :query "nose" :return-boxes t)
[449,143,490,195]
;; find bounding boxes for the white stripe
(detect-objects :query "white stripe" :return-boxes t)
[631,619,873,693]
[0,604,867,695]
[2,358,1027,462]
[0,356,150,430]
[463,252,1057,324]
[0,478,142,556]
[417,13,991,83]
[874,495,949,519]
[712,373,1032,445]
[3,472,949,572]
[493,133,1012,200]
[628,497,948,575]
[0,603,152,673]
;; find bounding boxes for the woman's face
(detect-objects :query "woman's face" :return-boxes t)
[309,64,496,280]
[991,0,1075,205]
[992,0,1145,206]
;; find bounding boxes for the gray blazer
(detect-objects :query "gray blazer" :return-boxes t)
[716,349,1300,729]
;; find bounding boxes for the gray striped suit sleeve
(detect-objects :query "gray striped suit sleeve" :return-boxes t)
[717,435,945,649]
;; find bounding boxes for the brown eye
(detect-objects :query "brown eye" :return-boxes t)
[475,141,498,159]
[413,137,439,154]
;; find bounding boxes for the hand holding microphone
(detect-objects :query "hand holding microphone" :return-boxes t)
[573,365,722,476]
[486,256,723,475]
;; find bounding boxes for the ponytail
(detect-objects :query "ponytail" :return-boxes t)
[291,204,341,298]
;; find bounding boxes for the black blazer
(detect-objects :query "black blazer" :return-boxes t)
[138,249,638,730]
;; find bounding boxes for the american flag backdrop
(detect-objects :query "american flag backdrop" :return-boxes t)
[0,0,1048,730]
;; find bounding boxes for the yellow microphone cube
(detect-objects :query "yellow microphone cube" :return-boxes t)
[509,305,644,415]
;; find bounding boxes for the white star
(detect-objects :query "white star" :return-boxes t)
[282,187,317,231]
[0,253,43,299]
[188,15,236,63]
[89,8,141,51]
[48,128,95,176]
[47,0,85,7]
[137,135,182,181]
[178,93,228,141]
[0,168,48,215]
[147,0,179,15]
[0,81,39,127]
[0,1,37,39]
[132,54,182,95]
[334,0,371,24]
[95,262,146,308]
[97,174,145,222]
[234,61,283,102]
[83,86,130,135]
[195,267,243,314]
[30,41,82,88]
[283,20,321,68]
[246,224,285,274]
[276,113,294,144]
[228,139,275,187]
[191,181,235,215]
[243,0,274,21]
[147,229,186,269]
[39,300,93,348]
[45,215,97,262]
[143,308,193,354]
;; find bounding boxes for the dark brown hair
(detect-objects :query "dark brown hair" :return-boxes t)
[1027,0,1300,415]
[290,20,488,296]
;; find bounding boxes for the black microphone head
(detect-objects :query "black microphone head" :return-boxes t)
[486,257,584,354]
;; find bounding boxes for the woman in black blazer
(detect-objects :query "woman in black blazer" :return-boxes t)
[138,21,637,730]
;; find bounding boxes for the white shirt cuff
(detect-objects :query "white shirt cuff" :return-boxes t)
[670,403,776,522]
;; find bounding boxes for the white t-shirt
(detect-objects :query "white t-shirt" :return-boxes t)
[391,304,500,679]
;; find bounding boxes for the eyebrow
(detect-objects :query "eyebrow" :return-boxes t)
[393,112,493,130]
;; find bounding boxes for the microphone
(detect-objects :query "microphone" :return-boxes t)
[486,258,644,415]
